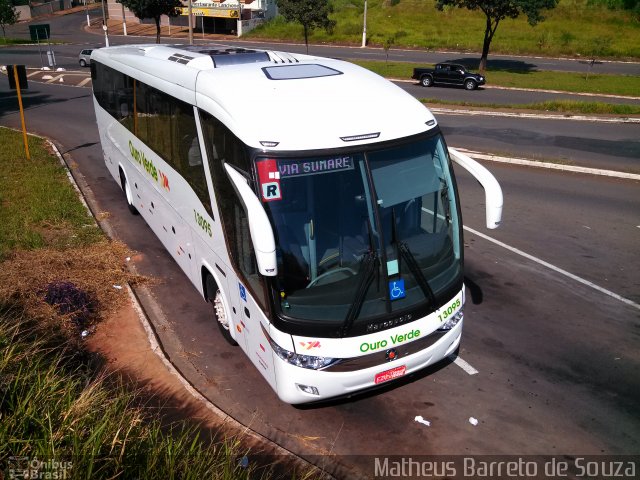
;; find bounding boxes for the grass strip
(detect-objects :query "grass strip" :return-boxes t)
[0,304,263,479]
[419,98,640,115]
[248,0,640,59]
[351,60,640,97]
[0,128,103,259]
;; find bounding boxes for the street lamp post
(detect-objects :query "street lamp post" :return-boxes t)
[361,0,367,48]
[85,0,90,27]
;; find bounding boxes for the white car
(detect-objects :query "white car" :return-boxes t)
[78,49,93,67]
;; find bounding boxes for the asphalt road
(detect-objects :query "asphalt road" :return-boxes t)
[1,78,638,477]
[3,8,640,77]
[210,39,640,77]
[438,114,640,174]
[3,9,640,116]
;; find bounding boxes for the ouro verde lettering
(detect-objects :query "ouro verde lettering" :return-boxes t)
[360,329,420,353]
[129,140,158,182]
[390,329,420,345]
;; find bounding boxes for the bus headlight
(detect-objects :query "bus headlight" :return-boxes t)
[271,342,338,370]
[438,308,463,331]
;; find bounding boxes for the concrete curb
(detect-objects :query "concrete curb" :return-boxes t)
[47,138,96,219]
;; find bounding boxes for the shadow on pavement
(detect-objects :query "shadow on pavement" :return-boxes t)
[445,57,538,73]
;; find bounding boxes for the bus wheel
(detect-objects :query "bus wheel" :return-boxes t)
[213,288,238,346]
[119,169,139,215]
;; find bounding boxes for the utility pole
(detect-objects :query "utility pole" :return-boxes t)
[121,3,127,36]
[188,0,193,45]
[361,0,367,48]
[85,0,90,27]
[101,0,109,47]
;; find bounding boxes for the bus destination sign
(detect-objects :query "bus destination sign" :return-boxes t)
[278,156,355,178]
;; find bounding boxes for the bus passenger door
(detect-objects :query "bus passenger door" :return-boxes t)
[236,279,277,392]
[223,275,248,351]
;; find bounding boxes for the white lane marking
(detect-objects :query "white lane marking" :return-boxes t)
[464,226,640,311]
[78,77,92,87]
[450,355,479,375]
[453,148,640,181]
[431,107,640,124]
[45,74,64,84]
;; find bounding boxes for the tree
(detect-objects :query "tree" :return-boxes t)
[436,0,559,72]
[0,0,19,42]
[276,0,336,54]
[383,33,396,65]
[585,36,612,80]
[117,0,182,44]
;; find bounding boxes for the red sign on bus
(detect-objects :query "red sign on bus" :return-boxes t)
[256,158,281,202]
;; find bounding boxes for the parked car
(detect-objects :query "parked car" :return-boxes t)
[78,49,94,67]
[412,63,486,90]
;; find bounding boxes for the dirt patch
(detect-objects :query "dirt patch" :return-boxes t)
[84,297,224,427]
[0,239,145,333]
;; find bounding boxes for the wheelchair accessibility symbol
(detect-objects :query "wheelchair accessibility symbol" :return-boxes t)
[389,279,406,301]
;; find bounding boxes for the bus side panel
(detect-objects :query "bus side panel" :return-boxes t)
[94,102,200,290]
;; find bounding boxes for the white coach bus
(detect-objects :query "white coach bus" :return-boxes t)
[90,45,502,404]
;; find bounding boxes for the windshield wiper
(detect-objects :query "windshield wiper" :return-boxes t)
[398,241,437,308]
[389,208,436,308]
[339,250,378,338]
[440,180,451,224]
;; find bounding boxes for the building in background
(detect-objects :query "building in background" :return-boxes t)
[106,0,277,37]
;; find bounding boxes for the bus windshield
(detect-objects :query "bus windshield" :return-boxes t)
[257,132,462,332]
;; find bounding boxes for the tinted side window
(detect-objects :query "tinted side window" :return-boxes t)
[92,63,212,216]
[134,80,151,145]
[145,86,172,163]
[135,83,211,216]
[171,103,211,217]
[200,110,267,309]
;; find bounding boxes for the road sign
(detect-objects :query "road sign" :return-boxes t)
[7,65,28,90]
[29,24,50,41]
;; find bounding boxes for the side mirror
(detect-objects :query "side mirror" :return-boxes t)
[224,164,278,276]
[448,147,503,229]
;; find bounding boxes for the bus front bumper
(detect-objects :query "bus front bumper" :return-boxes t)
[274,320,463,404]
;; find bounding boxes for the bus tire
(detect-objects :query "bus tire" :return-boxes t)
[207,276,238,346]
[119,168,139,215]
